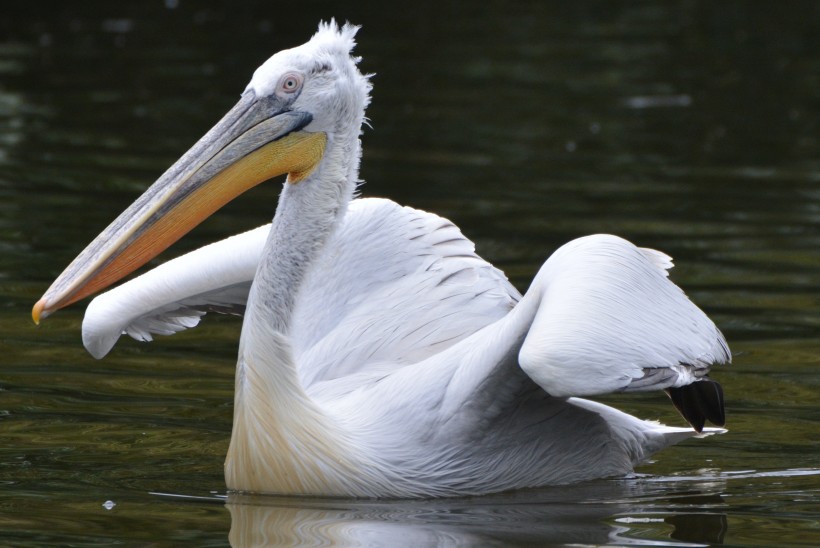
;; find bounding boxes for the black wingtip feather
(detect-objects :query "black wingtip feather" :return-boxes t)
[666,379,725,433]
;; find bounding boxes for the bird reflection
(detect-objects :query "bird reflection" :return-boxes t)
[225,478,729,547]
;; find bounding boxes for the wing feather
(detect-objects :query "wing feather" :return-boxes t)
[293,198,519,385]
[82,198,520,378]
[82,226,266,358]
[518,234,730,398]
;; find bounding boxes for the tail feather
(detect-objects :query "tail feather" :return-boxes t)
[666,379,725,433]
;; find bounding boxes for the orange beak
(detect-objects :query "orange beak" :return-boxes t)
[33,90,326,323]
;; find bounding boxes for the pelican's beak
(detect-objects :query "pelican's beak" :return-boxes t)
[33,90,326,323]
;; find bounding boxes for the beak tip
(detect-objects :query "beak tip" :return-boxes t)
[32,298,47,325]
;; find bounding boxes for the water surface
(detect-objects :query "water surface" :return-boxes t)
[2,1,819,545]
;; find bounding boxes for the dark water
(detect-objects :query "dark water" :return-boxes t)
[2,1,819,545]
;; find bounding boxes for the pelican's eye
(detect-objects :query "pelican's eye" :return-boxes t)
[277,72,303,96]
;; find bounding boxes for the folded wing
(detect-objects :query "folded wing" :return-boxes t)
[518,235,730,430]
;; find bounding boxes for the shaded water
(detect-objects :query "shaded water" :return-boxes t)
[2,1,819,545]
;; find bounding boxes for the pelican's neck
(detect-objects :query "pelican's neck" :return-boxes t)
[226,132,380,496]
[249,129,360,329]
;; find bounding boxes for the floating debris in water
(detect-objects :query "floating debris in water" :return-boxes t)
[615,516,666,523]
[102,500,116,510]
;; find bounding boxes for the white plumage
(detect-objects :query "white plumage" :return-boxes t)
[43,22,730,498]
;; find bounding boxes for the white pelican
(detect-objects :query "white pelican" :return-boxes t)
[33,22,730,498]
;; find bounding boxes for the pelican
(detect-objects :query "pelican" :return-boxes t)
[33,22,729,498]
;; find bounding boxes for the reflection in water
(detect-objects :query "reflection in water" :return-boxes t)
[225,477,731,547]
[664,513,727,545]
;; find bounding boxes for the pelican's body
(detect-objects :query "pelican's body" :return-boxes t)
[35,23,729,498]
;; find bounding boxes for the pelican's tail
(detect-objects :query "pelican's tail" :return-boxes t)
[568,397,727,467]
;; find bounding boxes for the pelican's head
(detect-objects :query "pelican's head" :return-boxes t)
[248,22,371,139]
[33,21,370,322]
